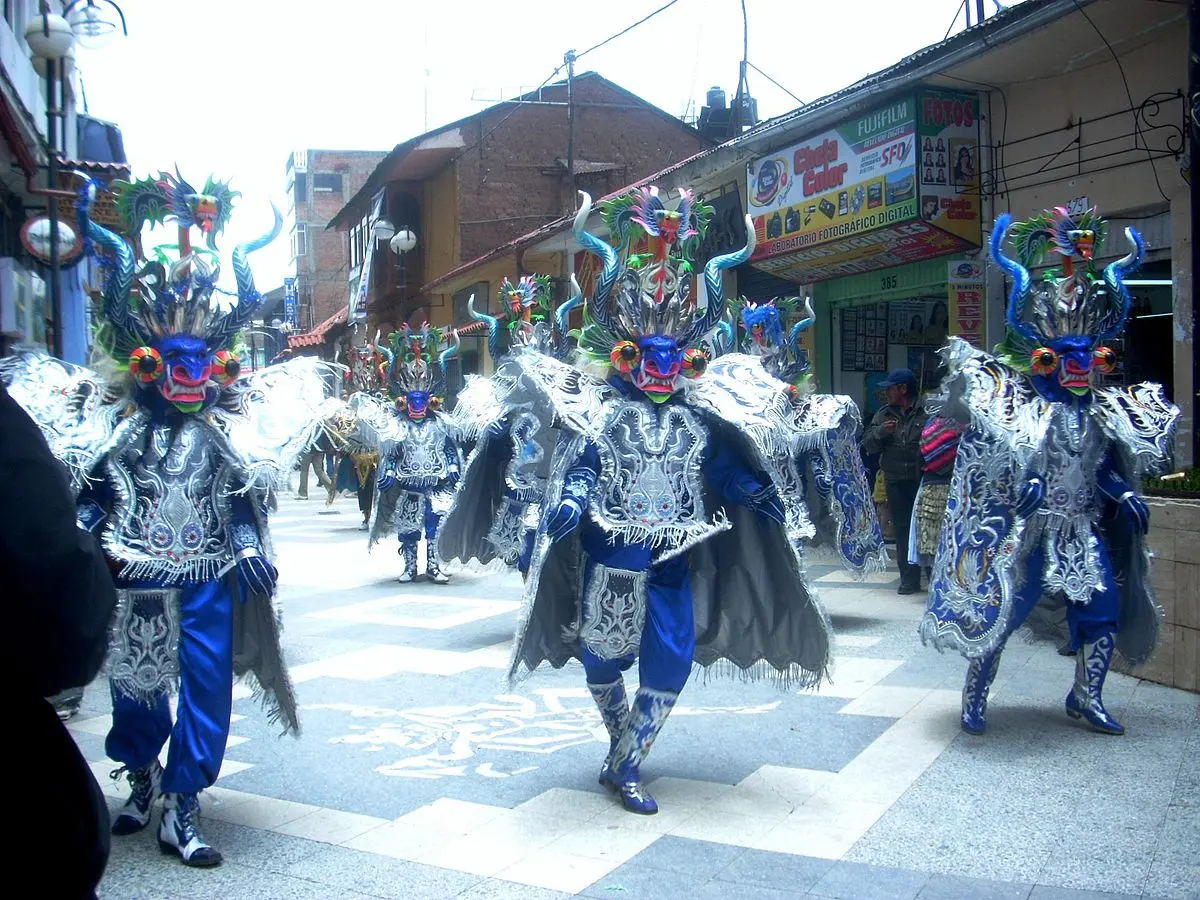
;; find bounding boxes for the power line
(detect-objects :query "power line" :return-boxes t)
[745,60,804,107]
[575,0,685,62]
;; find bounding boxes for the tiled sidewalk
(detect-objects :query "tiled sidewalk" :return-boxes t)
[81,496,1199,899]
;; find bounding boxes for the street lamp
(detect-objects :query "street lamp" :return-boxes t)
[389,228,417,255]
[372,218,396,243]
[65,0,128,49]
[25,3,77,358]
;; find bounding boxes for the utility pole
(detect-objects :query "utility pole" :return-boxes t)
[1190,0,1200,465]
[46,54,61,358]
[565,49,576,214]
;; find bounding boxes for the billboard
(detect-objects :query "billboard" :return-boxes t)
[746,90,980,283]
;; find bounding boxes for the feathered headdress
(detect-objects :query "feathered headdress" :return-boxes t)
[990,208,1143,355]
[377,323,459,398]
[573,186,755,361]
[740,296,815,385]
[78,177,280,358]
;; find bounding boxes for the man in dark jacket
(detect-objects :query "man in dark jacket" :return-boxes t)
[862,368,925,595]
[3,383,117,898]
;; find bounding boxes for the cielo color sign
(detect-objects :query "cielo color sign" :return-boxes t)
[746,90,980,283]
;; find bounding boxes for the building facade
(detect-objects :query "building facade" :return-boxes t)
[0,1,128,362]
[284,148,386,343]
[328,71,711,389]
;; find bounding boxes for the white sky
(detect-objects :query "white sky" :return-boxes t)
[72,0,1024,293]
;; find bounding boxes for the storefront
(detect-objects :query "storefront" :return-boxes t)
[744,88,983,415]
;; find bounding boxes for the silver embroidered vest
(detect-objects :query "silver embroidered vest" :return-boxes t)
[1025,405,1109,605]
[392,416,453,487]
[105,419,236,583]
[590,401,710,550]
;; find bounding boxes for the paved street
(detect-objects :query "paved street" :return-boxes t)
[78,494,1198,900]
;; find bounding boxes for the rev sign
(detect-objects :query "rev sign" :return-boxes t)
[746,89,981,282]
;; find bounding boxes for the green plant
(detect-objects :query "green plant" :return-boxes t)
[1143,468,1200,498]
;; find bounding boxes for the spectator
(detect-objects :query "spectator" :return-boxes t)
[3,383,117,898]
[862,368,926,594]
[909,414,965,573]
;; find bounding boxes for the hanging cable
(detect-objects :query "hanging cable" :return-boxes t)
[1070,0,1171,203]
[745,61,804,106]
[575,0,685,61]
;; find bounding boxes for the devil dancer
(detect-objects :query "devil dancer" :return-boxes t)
[921,205,1178,736]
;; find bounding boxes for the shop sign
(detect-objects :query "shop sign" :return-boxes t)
[746,90,981,283]
[283,276,298,330]
[947,259,985,348]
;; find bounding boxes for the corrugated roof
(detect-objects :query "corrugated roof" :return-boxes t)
[420,0,1085,295]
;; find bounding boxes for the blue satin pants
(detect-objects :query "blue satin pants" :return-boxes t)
[105,579,234,794]
[1008,537,1120,649]
[578,525,694,694]
[399,498,443,546]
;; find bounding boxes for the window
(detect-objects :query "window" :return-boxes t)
[291,224,307,260]
[313,173,343,193]
[294,176,307,204]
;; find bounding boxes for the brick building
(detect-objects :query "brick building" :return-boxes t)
[328,72,710,376]
[284,148,385,354]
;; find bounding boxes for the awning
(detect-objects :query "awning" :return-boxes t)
[288,307,347,349]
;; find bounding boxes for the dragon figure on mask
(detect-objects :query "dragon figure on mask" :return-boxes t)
[347,324,464,583]
[437,274,583,573]
[920,205,1179,738]
[0,174,338,868]
[738,296,888,577]
[448,185,833,816]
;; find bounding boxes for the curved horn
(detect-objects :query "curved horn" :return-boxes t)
[209,203,283,347]
[468,293,502,362]
[685,213,757,346]
[555,274,583,336]
[573,191,618,332]
[77,178,140,347]
[1098,226,1144,341]
[715,317,734,356]
[438,328,461,375]
[990,213,1040,345]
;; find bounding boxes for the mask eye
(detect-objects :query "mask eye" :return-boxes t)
[1030,347,1059,376]
[610,340,641,374]
[395,396,407,410]
[428,396,442,411]
[1092,346,1116,374]
[211,350,240,385]
[682,348,708,378]
[128,346,163,382]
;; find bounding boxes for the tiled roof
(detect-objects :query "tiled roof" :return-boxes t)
[288,307,348,348]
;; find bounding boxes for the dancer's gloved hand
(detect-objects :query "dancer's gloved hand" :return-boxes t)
[546,499,582,543]
[485,417,508,441]
[1015,475,1045,517]
[756,492,787,525]
[236,553,278,598]
[377,472,396,493]
[1119,492,1150,535]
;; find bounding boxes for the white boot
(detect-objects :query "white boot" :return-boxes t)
[158,792,222,867]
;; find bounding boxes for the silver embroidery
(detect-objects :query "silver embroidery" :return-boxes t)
[392,491,426,534]
[505,411,547,501]
[1026,406,1107,605]
[104,420,236,583]
[393,417,453,486]
[579,565,649,660]
[591,402,710,550]
[486,499,528,564]
[107,587,182,704]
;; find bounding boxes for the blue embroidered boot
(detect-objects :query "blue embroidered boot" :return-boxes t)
[110,758,163,835]
[587,678,629,787]
[961,649,1003,735]
[158,792,222,867]
[606,687,678,815]
[397,541,418,583]
[1065,631,1124,735]
[426,542,450,584]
